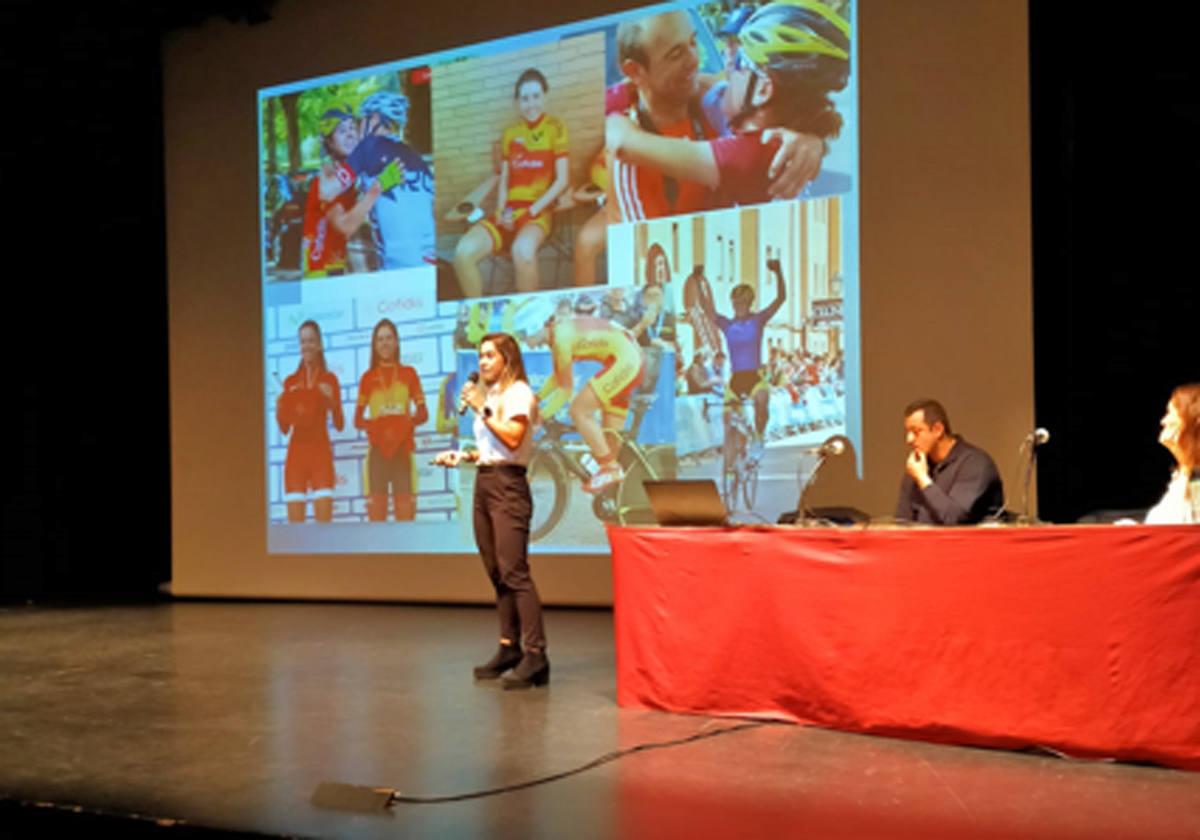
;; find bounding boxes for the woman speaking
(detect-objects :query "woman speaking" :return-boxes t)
[434,333,548,689]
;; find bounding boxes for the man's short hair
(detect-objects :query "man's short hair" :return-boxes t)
[904,398,953,435]
[616,19,649,67]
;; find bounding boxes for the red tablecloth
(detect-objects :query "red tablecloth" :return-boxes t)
[608,524,1200,770]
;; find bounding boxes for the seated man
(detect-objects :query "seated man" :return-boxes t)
[895,399,1004,525]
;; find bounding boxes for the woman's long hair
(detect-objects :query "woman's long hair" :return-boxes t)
[294,319,328,374]
[481,332,528,386]
[369,318,400,371]
[644,242,669,287]
[762,68,844,140]
[1170,383,1200,470]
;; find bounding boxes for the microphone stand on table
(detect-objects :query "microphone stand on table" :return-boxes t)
[1017,428,1050,525]
[792,435,849,526]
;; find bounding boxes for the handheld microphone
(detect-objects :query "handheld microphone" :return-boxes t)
[458,371,480,415]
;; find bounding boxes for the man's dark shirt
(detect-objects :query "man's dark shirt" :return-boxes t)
[895,437,1005,525]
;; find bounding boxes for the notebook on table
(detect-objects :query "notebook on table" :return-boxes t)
[643,480,731,527]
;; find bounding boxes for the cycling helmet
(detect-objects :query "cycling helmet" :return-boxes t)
[504,296,558,338]
[718,5,755,37]
[573,294,598,315]
[360,91,410,132]
[318,107,355,136]
[738,0,850,76]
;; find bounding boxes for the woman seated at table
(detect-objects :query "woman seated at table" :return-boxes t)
[453,68,570,297]
[1145,382,1200,524]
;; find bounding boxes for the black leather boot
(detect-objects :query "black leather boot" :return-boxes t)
[501,650,550,689]
[473,643,523,680]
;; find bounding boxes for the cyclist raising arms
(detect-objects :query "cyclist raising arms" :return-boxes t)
[524,308,644,494]
[699,253,786,460]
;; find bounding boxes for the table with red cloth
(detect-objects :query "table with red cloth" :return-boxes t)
[607,524,1200,770]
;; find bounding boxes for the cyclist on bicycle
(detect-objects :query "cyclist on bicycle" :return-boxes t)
[524,308,645,494]
[699,253,786,461]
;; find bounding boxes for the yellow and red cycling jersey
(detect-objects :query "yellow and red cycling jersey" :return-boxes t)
[537,316,644,420]
[502,114,568,207]
[355,364,427,459]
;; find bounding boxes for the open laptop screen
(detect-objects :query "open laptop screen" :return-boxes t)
[643,480,730,528]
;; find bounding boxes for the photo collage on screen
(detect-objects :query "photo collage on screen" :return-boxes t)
[259,0,858,554]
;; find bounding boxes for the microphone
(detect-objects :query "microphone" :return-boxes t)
[796,435,850,524]
[1019,427,1050,524]
[801,435,848,458]
[1025,427,1050,447]
[458,371,480,416]
[819,436,847,457]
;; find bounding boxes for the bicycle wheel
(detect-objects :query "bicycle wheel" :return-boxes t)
[527,450,569,542]
[616,444,677,525]
[741,459,760,511]
[721,427,742,510]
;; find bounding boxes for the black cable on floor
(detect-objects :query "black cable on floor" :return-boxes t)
[388,719,776,804]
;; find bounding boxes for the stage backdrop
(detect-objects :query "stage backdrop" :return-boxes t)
[166,0,1032,603]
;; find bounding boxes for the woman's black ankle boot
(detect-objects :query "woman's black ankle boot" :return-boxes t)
[501,650,550,689]
[473,643,523,679]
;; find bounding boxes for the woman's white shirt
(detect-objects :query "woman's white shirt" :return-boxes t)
[1144,470,1195,524]
[474,380,536,466]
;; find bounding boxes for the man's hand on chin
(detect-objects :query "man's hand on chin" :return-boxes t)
[906,450,932,489]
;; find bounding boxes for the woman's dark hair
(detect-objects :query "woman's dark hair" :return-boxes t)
[295,320,327,373]
[1170,383,1200,469]
[762,63,845,140]
[480,331,528,385]
[513,68,549,99]
[644,243,669,287]
[369,318,400,371]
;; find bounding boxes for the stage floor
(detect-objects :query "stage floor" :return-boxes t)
[1,602,1198,838]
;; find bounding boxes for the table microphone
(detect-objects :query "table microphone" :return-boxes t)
[1019,427,1051,524]
[458,371,480,415]
[1025,427,1050,447]
[796,434,851,524]
[819,437,847,457]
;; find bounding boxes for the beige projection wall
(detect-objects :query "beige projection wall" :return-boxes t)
[166,0,1032,603]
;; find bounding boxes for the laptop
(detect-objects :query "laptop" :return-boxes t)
[643,480,731,527]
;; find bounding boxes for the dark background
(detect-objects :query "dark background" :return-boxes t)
[1,1,1194,602]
